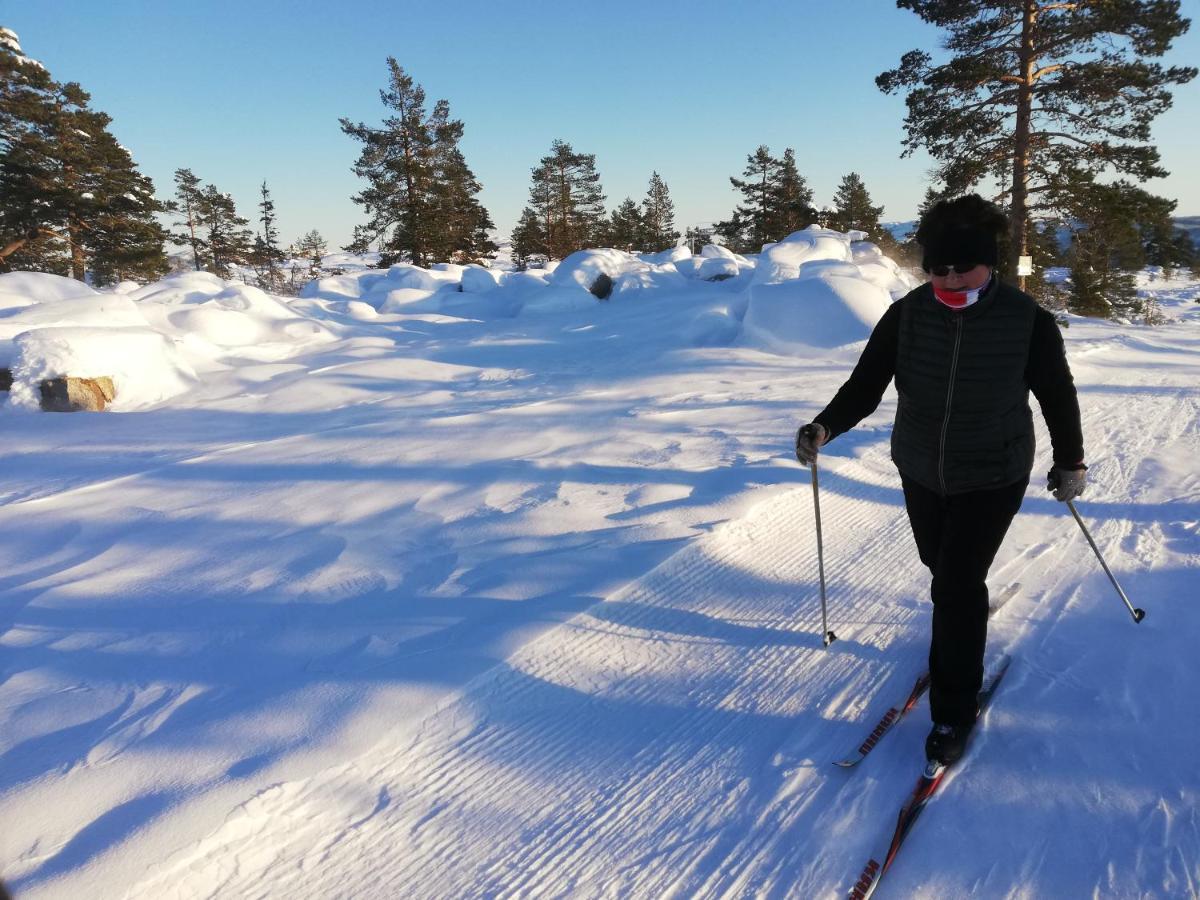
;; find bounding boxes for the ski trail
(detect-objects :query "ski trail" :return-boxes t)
[122,451,932,900]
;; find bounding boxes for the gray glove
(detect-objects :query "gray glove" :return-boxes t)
[795,423,828,466]
[1047,465,1087,502]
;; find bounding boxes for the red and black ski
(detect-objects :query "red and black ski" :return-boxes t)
[833,583,1019,769]
[846,654,1013,900]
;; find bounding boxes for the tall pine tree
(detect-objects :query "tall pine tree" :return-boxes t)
[718,145,779,252]
[642,171,678,250]
[250,180,285,290]
[341,59,494,266]
[525,139,606,259]
[878,1,1196,278]
[827,172,886,241]
[0,30,166,282]
[197,185,252,279]
[605,198,646,252]
[510,207,545,268]
[1065,181,1148,318]
[169,168,206,271]
[769,149,817,238]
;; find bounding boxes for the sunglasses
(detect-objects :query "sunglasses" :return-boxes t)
[927,263,979,276]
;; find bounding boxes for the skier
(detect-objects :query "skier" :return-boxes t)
[795,194,1085,765]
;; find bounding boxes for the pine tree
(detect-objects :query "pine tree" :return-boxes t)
[1065,181,1147,318]
[606,198,645,252]
[769,148,817,238]
[827,172,886,240]
[341,59,493,267]
[197,185,252,278]
[1139,198,1196,273]
[878,1,1196,277]
[169,168,207,270]
[642,171,678,250]
[250,180,285,290]
[0,32,166,282]
[296,229,327,279]
[510,207,545,268]
[526,139,607,259]
[719,145,780,251]
[425,99,496,263]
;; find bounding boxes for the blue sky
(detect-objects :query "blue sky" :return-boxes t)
[5,0,1199,249]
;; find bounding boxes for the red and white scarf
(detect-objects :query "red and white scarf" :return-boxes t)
[933,275,992,309]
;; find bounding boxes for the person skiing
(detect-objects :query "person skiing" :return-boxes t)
[795,194,1085,766]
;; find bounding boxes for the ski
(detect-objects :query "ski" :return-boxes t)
[833,582,1018,768]
[846,654,1013,900]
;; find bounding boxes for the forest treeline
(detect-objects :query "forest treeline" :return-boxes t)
[1,1,1196,319]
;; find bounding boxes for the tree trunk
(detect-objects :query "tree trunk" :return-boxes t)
[68,220,86,281]
[1010,0,1037,290]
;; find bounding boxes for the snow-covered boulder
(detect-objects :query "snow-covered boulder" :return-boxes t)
[0,294,152,343]
[9,326,198,410]
[613,264,688,296]
[752,226,853,284]
[550,249,644,297]
[300,274,370,303]
[0,272,99,312]
[743,271,892,351]
[386,264,442,293]
[639,245,693,266]
[697,257,739,282]
[462,265,501,293]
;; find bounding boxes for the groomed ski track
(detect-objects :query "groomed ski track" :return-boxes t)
[3,296,1199,899]
[137,332,1198,898]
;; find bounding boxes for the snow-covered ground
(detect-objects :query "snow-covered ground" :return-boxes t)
[0,236,1197,899]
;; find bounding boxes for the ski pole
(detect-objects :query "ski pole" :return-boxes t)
[810,460,838,647]
[1065,499,1146,624]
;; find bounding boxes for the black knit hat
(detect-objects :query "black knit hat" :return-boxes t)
[916,194,1007,271]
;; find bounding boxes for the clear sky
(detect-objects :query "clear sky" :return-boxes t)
[5,0,1199,250]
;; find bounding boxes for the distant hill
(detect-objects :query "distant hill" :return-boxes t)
[1173,216,1200,242]
[882,221,917,242]
[881,216,1197,248]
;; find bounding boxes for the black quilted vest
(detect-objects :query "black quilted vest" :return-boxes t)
[891,279,1039,495]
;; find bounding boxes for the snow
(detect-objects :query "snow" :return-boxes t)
[1,239,1198,900]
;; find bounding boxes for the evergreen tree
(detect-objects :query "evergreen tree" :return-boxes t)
[510,207,545,268]
[1139,199,1195,273]
[878,0,1196,276]
[426,99,496,263]
[606,198,646,252]
[197,184,252,278]
[250,180,285,290]
[0,31,166,282]
[827,172,886,240]
[169,168,206,271]
[769,148,817,237]
[719,145,780,251]
[1065,181,1146,318]
[642,171,678,249]
[341,59,493,267]
[526,139,607,259]
[296,229,327,279]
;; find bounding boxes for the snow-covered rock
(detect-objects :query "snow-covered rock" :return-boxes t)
[9,326,198,410]
[743,270,892,350]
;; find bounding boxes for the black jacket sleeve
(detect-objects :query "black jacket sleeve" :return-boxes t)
[812,301,900,441]
[1026,308,1085,466]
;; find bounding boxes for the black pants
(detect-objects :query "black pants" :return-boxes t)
[901,475,1028,726]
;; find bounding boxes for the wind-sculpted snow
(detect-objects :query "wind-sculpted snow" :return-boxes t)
[0,261,1197,899]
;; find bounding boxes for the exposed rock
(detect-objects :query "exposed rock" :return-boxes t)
[589,272,614,300]
[0,368,10,392]
[39,376,116,412]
